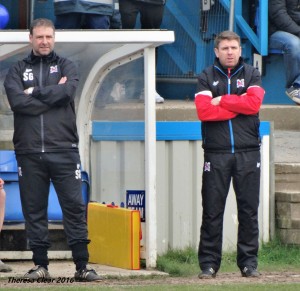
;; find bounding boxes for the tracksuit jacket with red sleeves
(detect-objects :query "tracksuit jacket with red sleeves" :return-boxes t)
[194,57,265,153]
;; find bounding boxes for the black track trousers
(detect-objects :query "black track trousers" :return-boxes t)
[16,152,89,250]
[198,151,261,271]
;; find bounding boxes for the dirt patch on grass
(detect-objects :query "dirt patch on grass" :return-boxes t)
[105,272,300,286]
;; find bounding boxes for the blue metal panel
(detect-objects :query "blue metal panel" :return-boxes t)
[160,0,204,75]
[0,150,17,172]
[34,0,55,22]
[92,121,145,141]
[262,55,293,105]
[222,0,268,56]
[92,121,271,141]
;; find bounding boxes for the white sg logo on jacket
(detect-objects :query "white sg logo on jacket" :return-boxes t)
[75,164,81,180]
[23,69,34,81]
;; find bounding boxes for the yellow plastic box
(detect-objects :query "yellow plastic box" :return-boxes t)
[87,202,141,270]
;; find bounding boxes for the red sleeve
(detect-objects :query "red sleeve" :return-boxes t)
[220,86,265,115]
[194,91,238,121]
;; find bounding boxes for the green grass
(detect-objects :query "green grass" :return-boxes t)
[156,236,300,276]
[112,285,300,291]
[1,283,300,291]
[156,245,199,276]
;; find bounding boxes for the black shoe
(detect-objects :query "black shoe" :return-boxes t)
[198,267,216,279]
[74,266,103,282]
[24,265,50,279]
[241,266,261,277]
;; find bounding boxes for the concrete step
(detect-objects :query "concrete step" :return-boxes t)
[274,131,300,163]
[260,105,300,131]
[275,166,300,245]
[277,229,300,245]
[92,101,300,129]
[276,191,300,220]
[2,101,300,124]
[275,164,300,192]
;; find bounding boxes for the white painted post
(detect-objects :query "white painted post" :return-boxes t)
[261,135,270,243]
[144,47,157,268]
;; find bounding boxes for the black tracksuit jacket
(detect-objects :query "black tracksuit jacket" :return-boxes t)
[4,51,79,154]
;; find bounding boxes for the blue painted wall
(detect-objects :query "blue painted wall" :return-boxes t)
[91,121,271,141]
[262,55,292,105]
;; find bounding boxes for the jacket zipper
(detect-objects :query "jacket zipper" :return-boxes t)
[39,59,45,153]
[214,64,243,153]
[227,68,235,154]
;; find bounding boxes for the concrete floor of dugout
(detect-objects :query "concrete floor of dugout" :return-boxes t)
[274,130,300,164]
[0,260,167,279]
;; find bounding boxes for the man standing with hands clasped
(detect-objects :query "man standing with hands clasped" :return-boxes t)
[194,30,265,279]
[4,18,102,282]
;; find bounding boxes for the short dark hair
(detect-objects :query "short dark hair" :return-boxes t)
[214,30,241,48]
[30,18,55,35]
